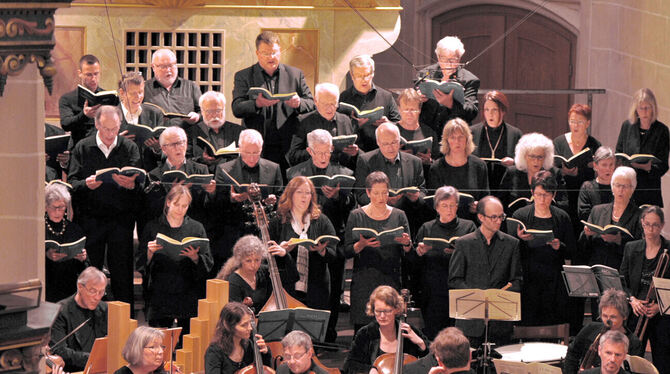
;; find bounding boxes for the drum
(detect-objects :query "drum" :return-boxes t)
[496,342,568,364]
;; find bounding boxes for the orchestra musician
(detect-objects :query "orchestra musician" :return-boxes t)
[217,235,297,313]
[403,327,472,374]
[113,326,168,374]
[44,182,88,302]
[58,54,103,145]
[138,184,213,336]
[507,170,576,326]
[616,88,669,208]
[620,205,670,373]
[578,147,616,224]
[410,186,476,340]
[205,302,272,374]
[276,330,327,374]
[269,176,337,309]
[563,289,643,374]
[345,172,412,332]
[471,90,523,192]
[580,331,631,374]
[50,267,108,372]
[343,285,429,374]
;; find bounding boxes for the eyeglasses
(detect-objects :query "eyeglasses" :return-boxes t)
[401,109,421,114]
[569,119,587,126]
[374,309,394,316]
[144,345,166,352]
[437,203,459,210]
[154,63,176,70]
[379,140,400,148]
[47,204,67,211]
[259,51,281,58]
[482,213,507,221]
[533,191,554,199]
[612,182,633,190]
[352,72,373,81]
[204,109,224,116]
[84,286,106,297]
[163,140,186,149]
[642,222,663,230]
[437,55,461,64]
[283,351,307,362]
[527,154,546,160]
[310,149,332,158]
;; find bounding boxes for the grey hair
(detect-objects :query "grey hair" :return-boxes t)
[280,330,313,351]
[217,235,267,280]
[238,129,263,147]
[315,83,339,102]
[122,326,165,366]
[307,129,332,148]
[375,121,400,140]
[77,266,107,287]
[599,288,630,319]
[435,36,465,58]
[612,166,637,190]
[199,90,226,108]
[599,330,629,353]
[593,146,615,164]
[433,186,460,210]
[159,126,187,146]
[151,48,176,65]
[45,183,71,207]
[95,105,122,124]
[349,54,375,72]
[514,133,554,171]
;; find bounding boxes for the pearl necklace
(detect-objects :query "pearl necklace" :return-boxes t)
[45,214,67,237]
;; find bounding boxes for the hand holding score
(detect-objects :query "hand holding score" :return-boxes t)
[85,175,103,190]
[355,235,380,253]
[180,245,200,264]
[285,94,301,109]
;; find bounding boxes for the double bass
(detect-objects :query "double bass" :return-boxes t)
[373,289,417,374]
[237,307,275,374]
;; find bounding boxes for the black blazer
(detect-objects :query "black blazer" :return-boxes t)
[186,121,244,173]
[354,149,426,205]
[231,63,315,134]
[620,237,670,298]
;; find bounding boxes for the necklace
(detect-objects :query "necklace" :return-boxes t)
[484,124,505,158]
[45,213,67,237]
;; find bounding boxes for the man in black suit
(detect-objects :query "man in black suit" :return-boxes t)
[59,54,103,145]
[448,196,522,347]
[209,129,283,274]
[416,36,480,132]
[404,327,473,374]
[231,30,315,173]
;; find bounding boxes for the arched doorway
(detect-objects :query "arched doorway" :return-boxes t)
[432,4,577,138]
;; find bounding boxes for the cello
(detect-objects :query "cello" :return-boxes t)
[248,184,306,311]
[372,289,417,374]
[237,307,275,374]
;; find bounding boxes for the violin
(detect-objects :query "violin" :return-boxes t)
[43,345,65,374]
[236,307,275,374]
[373,289,417,374]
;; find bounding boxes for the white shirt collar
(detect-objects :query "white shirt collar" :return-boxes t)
[96,132,118,158]
[121,103,142,125]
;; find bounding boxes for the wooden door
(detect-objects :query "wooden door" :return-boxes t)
[431,5,576,139]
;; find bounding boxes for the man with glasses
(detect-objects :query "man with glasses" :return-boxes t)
[339,54,400,152]
[144,48,202,128]
[416,36,480,132]
[59,54,104,145]
[187,91,245,173]
[277,330,327,374]
[232,31,315,175]
[448,196,522,347]
[287,82,358,169]
[50,267,108,372]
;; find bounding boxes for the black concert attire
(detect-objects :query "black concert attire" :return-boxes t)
[416,65,480,132]
[397,123,441,178]
[118,102,165,172]
[578,180,612,223]
[338,84,401,152]
[508,205,576,326]
[344,208,410,327]
[343,320,430,374]
[276,360,329,374]
[616,119,670,207]
[448,228,522,346]
[68,134,141,309]
[409,217,476,339]
[620,237,670,373]
[137,215,213,335]
[499,166,568,215]
[204,340,272,374]
[45,123,74,181]
[45,217,87,303]
[143,77,202,128]
[231,62,314,173]
[50,296,108,372]
[287,110,358,169]
[268,214,337,309]
[186,121,245,173]
[227,268,271,313]
[59,86,103,145]
[581,369,630,374]
[563,321,643,374]
[471,121,523,193]
[427,155,490,221]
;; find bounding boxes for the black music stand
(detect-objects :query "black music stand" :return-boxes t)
[257,308,330,342]
[562,265,624,297]
[653,277,670,316]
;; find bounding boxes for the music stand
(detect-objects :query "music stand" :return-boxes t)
[82,337,107,374]
[257,308,330,342]
[449,289,521,374]
[653,277,670,316]
[160,327,182,373]
[562,266,600,297]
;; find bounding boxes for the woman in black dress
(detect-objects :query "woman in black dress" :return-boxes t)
[620,206,670,373]
[269,176,336,309]
[114,326,167,374]
[427,117,489,220]
[343,285,429,374]
[507,171,576,326]
[45,182,88,302]
[578,146,616,223]
[411,186,476,339]
[616,88,669,207]
[395,88,440,170]
[471,91,523,192]
[205,302,271,374]
[217,235,297,312]
[345,171,411,332]
[139,185,213,335]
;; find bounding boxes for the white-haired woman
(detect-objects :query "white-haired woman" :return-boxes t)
[114,326,166,374]
[499,132,567,214]
[579,166,643,269]
[45,182,88,302]
[616,88,669,208]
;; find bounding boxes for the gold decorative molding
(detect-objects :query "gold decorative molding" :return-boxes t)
[0,17,54,38]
